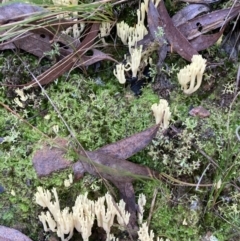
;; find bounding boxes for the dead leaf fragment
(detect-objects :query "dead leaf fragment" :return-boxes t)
[0,2,46,24]
[147,1,166,45]
[97,124,160,160]
[77,48,118,67]
[32,139,71,177]
[172,4,210,27]
[24,23,100,87]
[190,30,224,51]
[156,1,198,61]
[189,106,210,118]
[177,6,240,40]
[13,33,52,58]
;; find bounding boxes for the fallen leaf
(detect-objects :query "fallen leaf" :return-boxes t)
[97,124,160,159]
[24,23,100,87]
[32,124,160,231]
[172,3,210,27]
[32,138,71,177]
[0,2,45,25]
[190,29,224,51]
[177,6,240,40]
[76,48,118,67]
[13,32,52,58]
[156,1,198,61]
[147,1,166,45]
[147,1,168,68]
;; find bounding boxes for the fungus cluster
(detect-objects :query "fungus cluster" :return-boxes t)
[114,0,162,84]
[177,55,207,95]
[114,1,152,84]
[151,99,171,129]
[52,0,85,38]
[35,187,131,241]
[36,187,170,240]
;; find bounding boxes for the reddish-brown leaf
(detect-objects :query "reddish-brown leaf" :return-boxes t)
[77,48,118,66]
[32,138,71,177]
[24,23,100,87]
[190,29,224,51]
[97,124,160,159]
[155,1,198,61]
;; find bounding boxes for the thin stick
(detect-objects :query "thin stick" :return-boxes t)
[196,163,211,191]
[147,188,158,226]
[192,143,219,169]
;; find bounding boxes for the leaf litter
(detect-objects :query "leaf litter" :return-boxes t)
[1,0,240,239]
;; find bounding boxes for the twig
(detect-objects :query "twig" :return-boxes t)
[234,63,240,96]
[220,0,238,31]
[195,163,211,191]
[227,91,240,134]
[147,188,158,227]
[236,126,240,141]
[192,143,219,169]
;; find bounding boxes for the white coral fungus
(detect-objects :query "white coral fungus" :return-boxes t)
[177,55,207,95]
[151,99,171,129]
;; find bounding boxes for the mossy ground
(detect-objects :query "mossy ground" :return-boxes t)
[1,1,240,241]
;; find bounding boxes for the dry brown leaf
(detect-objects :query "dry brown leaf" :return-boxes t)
[155,1,198,61]
[97,124,160,159]
[190,29,224,51]
[172,3,210,27]
[14,32,52,58]
[32,138,71,177]
[23,23,100,87]
[77,48,118,67]
[177,6,240,40]
[0,2,45,24]
[32,124,160,231]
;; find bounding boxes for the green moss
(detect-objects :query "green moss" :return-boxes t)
[1,3,240,239]
[0,54,160,239]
